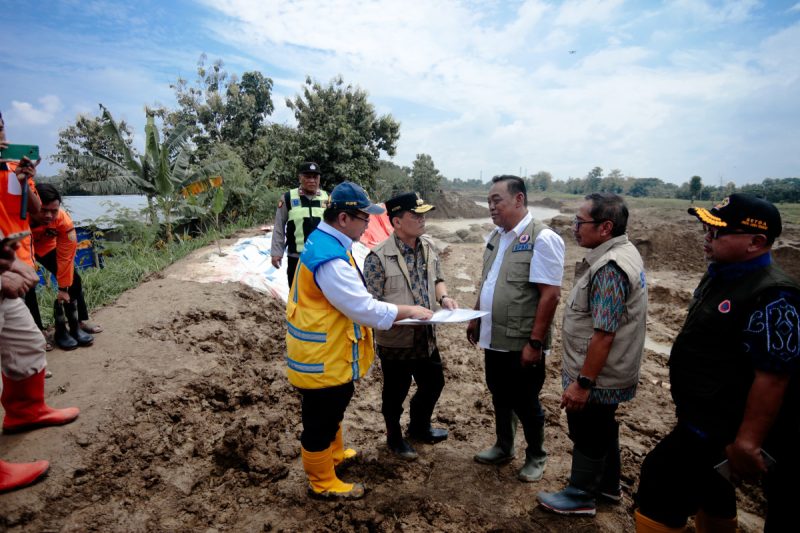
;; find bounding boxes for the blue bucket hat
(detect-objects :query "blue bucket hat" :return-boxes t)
[329,181,385,215]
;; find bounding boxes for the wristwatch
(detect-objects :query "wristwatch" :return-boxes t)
[438,295,449,305]
[577,375,596,389]
[528,338,543,350]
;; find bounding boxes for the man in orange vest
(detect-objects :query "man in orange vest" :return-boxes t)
[27,184,98,350]
[0,112,80,493]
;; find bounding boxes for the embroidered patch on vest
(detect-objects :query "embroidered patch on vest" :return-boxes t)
[640,271,646,289]
[718,299,731,313]
[291,198,300,207]
[519,234,530,244]
[512,243,533,252]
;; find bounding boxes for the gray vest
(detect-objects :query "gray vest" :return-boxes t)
[561,235,648,392]
[372,234,439,348]
[480,219,549,351]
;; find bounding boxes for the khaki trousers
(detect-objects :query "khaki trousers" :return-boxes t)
[0,296,46,394]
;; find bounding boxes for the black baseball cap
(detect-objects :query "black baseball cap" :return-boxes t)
[385,192,435,216]
[329,181,385,215]
[688,193,782,240]
[298,162,322,175]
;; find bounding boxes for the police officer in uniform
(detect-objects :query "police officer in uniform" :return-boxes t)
[271,162,329,285]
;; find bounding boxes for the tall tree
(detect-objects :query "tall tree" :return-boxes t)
[529,171,552,192]
[689,175,703,203]
[584,167,603,193]
[157,55,274,169]
[601,169,625,193]
[51,113,135,194]
[374,160,413,202]
[286,76,400,191]
[411,153,441,201]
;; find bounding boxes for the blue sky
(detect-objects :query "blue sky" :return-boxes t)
[1,0,799,186]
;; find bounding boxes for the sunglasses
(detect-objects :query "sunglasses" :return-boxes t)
[347,212,370,223]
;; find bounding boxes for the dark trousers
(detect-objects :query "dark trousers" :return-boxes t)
[24,249,89,330]
[636,424,737,528]
[485,349,546,455]
[298,382,354,452]
[287,255,300,288]
[567,403,618,459]
[380,348,444,433]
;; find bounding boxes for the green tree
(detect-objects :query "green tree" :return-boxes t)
[601,169,625,193]
[374,160,413,202]
[51,113,135,195]
[157,55,274,170]
[411,154,441,202]
[689,175,703,203]
[286,76,400,191]
[584,167,603,193]
[529,171,552,192]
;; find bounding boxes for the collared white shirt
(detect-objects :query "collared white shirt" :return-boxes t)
[478,213,565,350]
[314,222,398,330]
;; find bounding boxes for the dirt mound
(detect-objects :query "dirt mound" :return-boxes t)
[773,242,800,281]
[427,190,489,219]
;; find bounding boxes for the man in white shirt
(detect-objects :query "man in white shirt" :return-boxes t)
[467,175,565,483]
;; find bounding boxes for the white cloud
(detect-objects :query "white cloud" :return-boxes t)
[10,95,63,125]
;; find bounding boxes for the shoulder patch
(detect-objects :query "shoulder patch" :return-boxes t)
[718,299,731,313]
[277,199,284,208]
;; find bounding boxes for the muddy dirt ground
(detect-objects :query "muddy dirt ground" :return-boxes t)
[2,197,798,532]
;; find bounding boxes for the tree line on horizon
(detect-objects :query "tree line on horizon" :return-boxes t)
[441,168,799,204]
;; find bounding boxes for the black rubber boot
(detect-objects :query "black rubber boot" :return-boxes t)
[386,421,418,460]
[53,301,78,351]
[597,427,622,502]
[537,447,604,516]
[474,409,517,464]
[65,300,93,347]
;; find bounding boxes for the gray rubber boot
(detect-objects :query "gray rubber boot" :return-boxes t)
[518,424,547,482]
[474,409,517,465]
[537,447,603,516]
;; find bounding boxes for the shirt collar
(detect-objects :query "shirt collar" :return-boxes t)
[708,252,772,280]
[393,233,418,254]
[317,221,353,250]
[497,212,532,237]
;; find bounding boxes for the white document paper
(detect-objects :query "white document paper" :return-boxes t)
[395,309,489,325]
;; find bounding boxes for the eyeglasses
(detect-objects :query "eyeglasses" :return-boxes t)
[572,217,606,227]
[347,212,370,224]
[702,224,752,240]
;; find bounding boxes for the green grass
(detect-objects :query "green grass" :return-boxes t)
[34,218,255,328]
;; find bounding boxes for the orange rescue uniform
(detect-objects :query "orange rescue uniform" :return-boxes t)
[31,209,78,289]
[0,162,39,267]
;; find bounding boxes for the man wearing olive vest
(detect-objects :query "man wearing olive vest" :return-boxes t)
[364,192,457,461]
[466,175,565,483]
[537,192,647,517]
[285,181,433,500]
[635,194,799,533]
[271,161,329,286]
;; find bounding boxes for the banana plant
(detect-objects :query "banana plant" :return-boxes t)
[75,105,229,242]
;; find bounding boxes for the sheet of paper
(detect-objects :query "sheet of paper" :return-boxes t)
[395,309,488,325]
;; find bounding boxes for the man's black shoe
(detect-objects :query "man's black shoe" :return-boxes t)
[387,438,418,460]
[407,426,449,444]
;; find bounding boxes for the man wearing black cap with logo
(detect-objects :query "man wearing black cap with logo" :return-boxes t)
[635,194,799,533]
[271,162,329,285]
[285,181,433,500]
[363,192,457,460]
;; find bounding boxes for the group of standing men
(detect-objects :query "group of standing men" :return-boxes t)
[279,164,797,532]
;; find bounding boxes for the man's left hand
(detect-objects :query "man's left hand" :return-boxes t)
[520,344,542,367]
[57,289,71,303]
[440,296,458,310]
[725,439,767,481]
[561,381,590,412]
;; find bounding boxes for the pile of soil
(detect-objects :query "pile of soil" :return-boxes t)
[3,203,797,532]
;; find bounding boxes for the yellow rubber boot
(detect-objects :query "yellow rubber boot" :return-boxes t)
[331,424,357,467]
[635,509,687,532]
[695,509,738,533]
[301,446,365,500]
